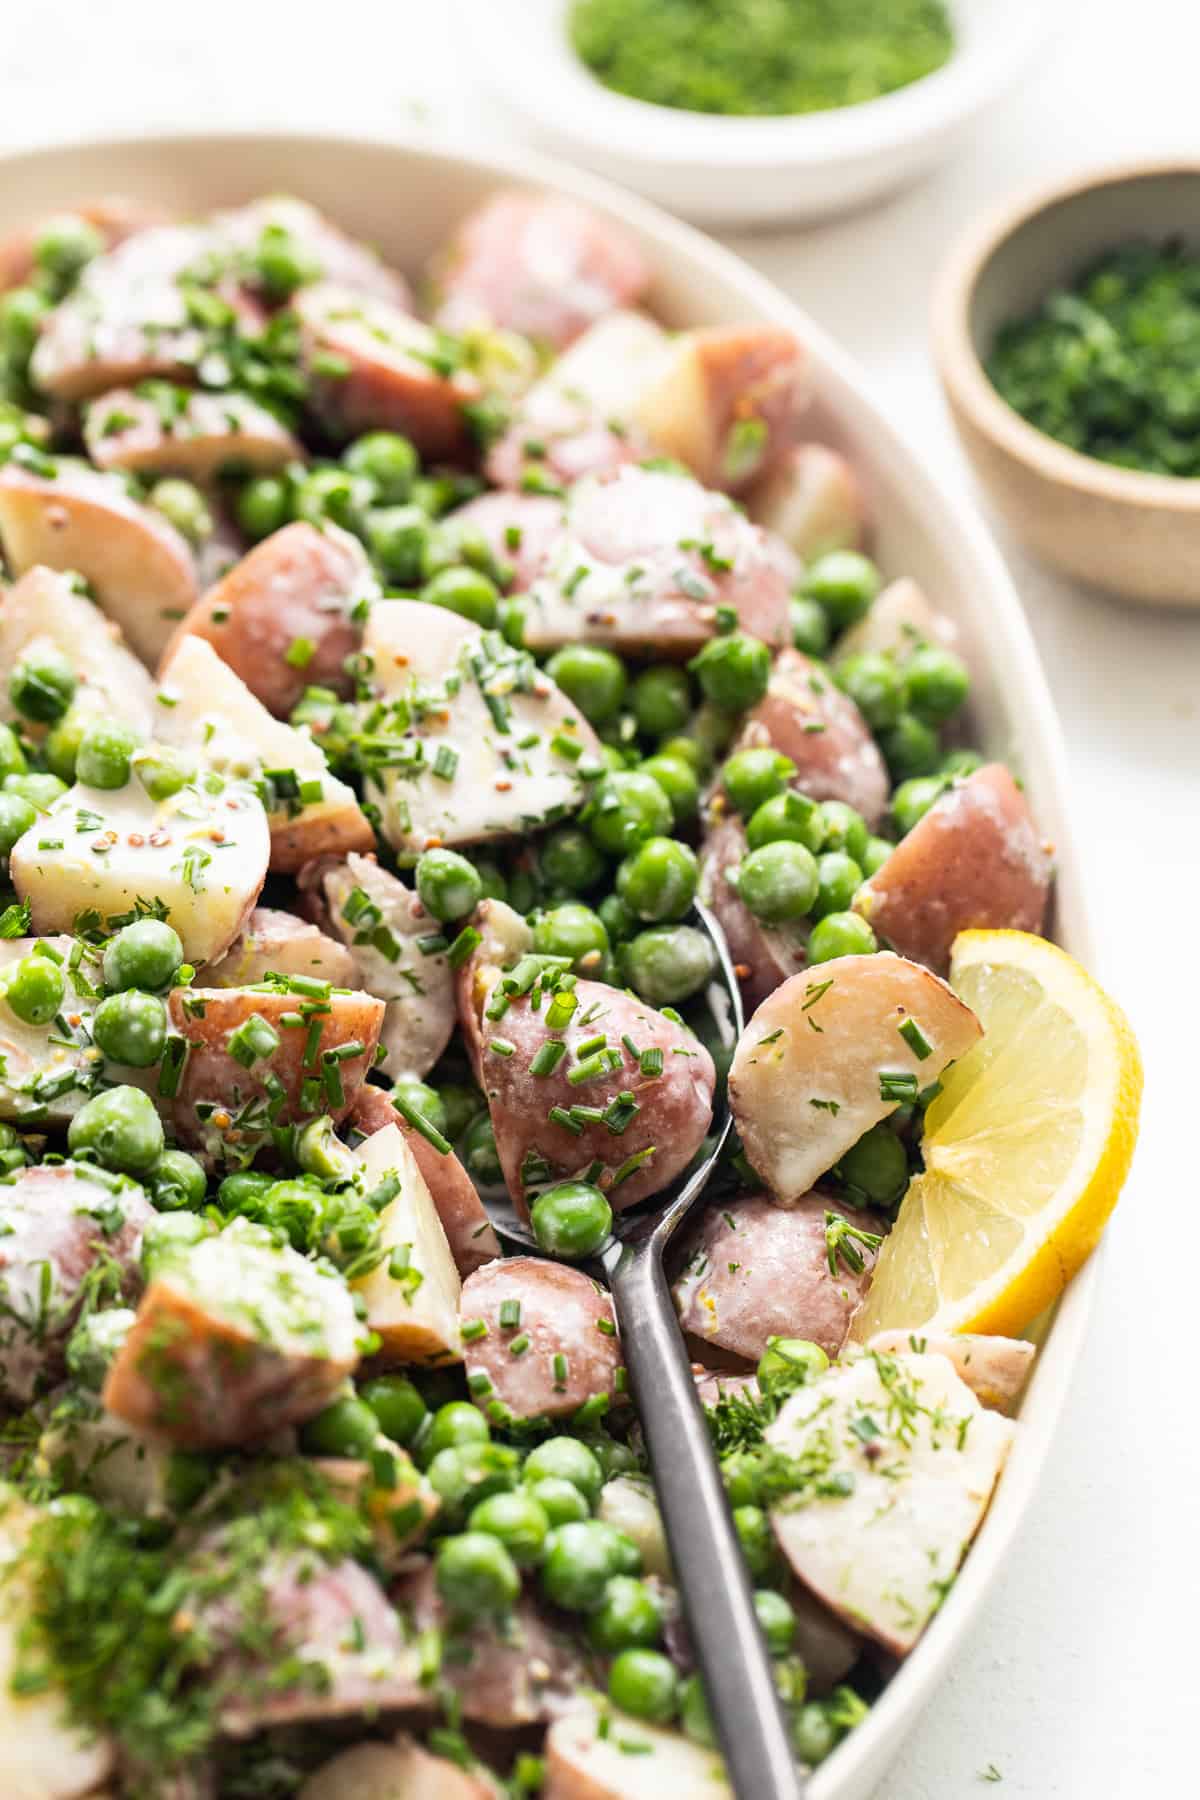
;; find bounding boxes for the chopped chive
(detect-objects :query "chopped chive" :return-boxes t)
[530,1039,567,1077]
[567,1053,609,1086]
[638,1046,663,1077]
[447,925,482,969]
[596,1317,617,1337]
[461,1318,489,1342]
[489,1037,516,1057]
[391,1087,452,1154]
[575,1031,607,1059]
[432,744,459,782]
[573,1393,610,1427]
[898,1017,933,1060]
[552,1352,568,1389]
[509,1333,530,1357]
[499,1298,521,1330]
[467,1370,494,1396]
[611,1146,656,1188]
[548,1104,584,1135]
[879,1070,920,1105]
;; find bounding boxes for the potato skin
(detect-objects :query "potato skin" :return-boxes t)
[0,194,171,292]
[446,491,566,589]
[203,906,360,989]
[165,986,383,1155]
[84,386,301,480]
[855,764,1052,974]
[459,1257,623,1423]
[673,1190,880,1362]
[699,809,807,1009]
[162,522,374,718]
[734,648,890,827]
[747,442,869,560]
[348,1084,500,1276]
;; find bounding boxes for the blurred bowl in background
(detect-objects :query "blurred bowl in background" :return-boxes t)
[452,0,1066,228]
[934,160,1200,610]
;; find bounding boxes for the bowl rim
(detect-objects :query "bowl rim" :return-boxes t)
[932,156,1200,513]
[452,0,1058,168]
[0,121,1102,1799]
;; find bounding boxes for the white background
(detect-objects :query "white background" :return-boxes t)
[1,3,1196,1795]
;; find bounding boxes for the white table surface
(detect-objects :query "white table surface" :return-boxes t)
[2,2,1196,1794]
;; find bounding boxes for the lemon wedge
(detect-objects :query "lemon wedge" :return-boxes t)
[850,930,1143,1339]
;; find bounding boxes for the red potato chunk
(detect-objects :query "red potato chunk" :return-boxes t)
[301,1738,502,1800]
[162,521,376,718]
[854,764,1053,975]
[202,905,359,988]
[0,564,157,734]
[295,283,480,458]
[444,491,566,590]
[521,464,791,655]
[432,189,649,350]
[545,1701,730,1800]
[833,576,959,666]
[673,1191,880,1362]
[0,936,108,1129]
[730,952,982,1202]
[0,461,198,667]
[865,1330,1035,1414]
[698,809,807,1009]
[747,442,868,560]
[83,385,301,479]
[103,1218,361,1449]
[211,195,412,309]
[0,1163,153,1404]
[348,1083,500,1277]
[0,194,171,292]
[734,648,890,827]
[164,984,383,1158]
[459,1257,622,1423]
[634,325,809,496]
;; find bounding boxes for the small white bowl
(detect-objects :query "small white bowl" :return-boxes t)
[453,0,1067,227]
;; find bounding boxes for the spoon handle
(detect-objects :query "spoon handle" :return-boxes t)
[609,1242,804,1800]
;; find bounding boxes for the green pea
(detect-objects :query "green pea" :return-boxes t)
[437,1530,520,1616]
[252,224,321,300]
[150,1148,208,1213]
[465,855,508,905]
[0,287,49,375]
[149,478,213,546]
[102,920,183,994]
[460,1111,503,1186]
[163,1449,217,1515]
[525,1475,591,1526]
[861,834,893,877]
[658,734,704,773]
[756,1337,829,1398]
[524,1436,604,1505]
[92,989,167,1068]
[586,1435,638,1480]
[343,431,418,504]
[541,1519,633,1613]
[33,214,104,285]
[428,1401,491,1458]
[141,1210,212,1280]
[294,466,371,535]
[531,1181,613,1260]
[499,596,527,647]
[216,1169,274,1216]
[42,709,88,784]
[680,1672,717,1746]
[437,1082,482,1145]
[359,1374,427,1446]
[688,700,736,767]
[789,594,831,657]
[818,801,869,864]
[68,1085,164,1176]
[616,836,697,923]
[755,1589,797,1657]
[3,953,65,1025]
[421,564,500,628]
[802,551,881,630]
[77,718,140,790]
[813,851,863,920]
[546,646,628,726]
[365,502,430,583]
[639,753,699,827]
[585,770,672,856]
[586,1575,663,1653]
[300,1394,380,1459]
[838,1123,909,1208]
[5,772,66,809]
[427,1442,522,1525]
[0,722,27,783]
[836,652,904,730]
[540,826,605,894]
[0,792,35,857]
[733,1504,774,1577]
[737,840,819,923]
[904,644,969,724]
[745,789,824,854]
[438,518,511,588]
[806,911,877,963]
[597,892,637,944]
[468,1490,550,1567]
[892,775,948,837]
[721,1450,764,1508]
[721,748,795,818]
[258,1179,323,1251]
[629,665,691,739]
[879,712,941,781]
[621,925,715,1006]
[415,848,483,923]
[689,631,771,713]
[608,1648,678,1723]
[793,1701,839,1766]
[942,748,983,779]
[237,473,292,541]
[532,902,609,971]
[9,646,76,724]
[392,1077,448,1140]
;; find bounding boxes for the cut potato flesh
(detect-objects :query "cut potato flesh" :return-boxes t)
[84,385,301,478]
[11,771,269,968]
[301,1736,500,1800]
[766,1350,1014,1655]
[0,937,104,1128]
[203,905,359,988]
[0,565,156,733]
[864,1330,1035,1414]
[597,1476,672,1581]
[350,1122,463,1365]
[833,576,957,666]
[633,324,808,494]
[747,442,867,561]
[729,951,981,1201]
[545,1700,730,1800]
[155,633,373,870]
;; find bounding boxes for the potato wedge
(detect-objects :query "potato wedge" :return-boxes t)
[348,1084,499,1277]
[747,442,868,560]
[766,1349,1014,1655]
[203,905,359,988]
[597,1475,672,1581]
[0,194,170,292]
[443,491,565,590]
[103,1217,361,1448]
[163,521,376,718]
[0,937,107,1129]
[634,325,808,495]
[545,1699,730,1800]
[459,1257,621,1422]
[84,385,301,479]
[155,633,374,870]
[864,1330,1035,1415]
[349,1122,462,1366]
[734,648,890,827]
[362,601,601,856]
[301,1738,501,1800]
[0,460,198,667]
[729,952,981,1201]
[213,194,411,308]
[0,565,157,733]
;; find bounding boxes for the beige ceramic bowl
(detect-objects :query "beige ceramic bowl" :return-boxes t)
[934,161,1200,608]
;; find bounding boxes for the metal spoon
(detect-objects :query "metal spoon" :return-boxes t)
[478,901,804,1800]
